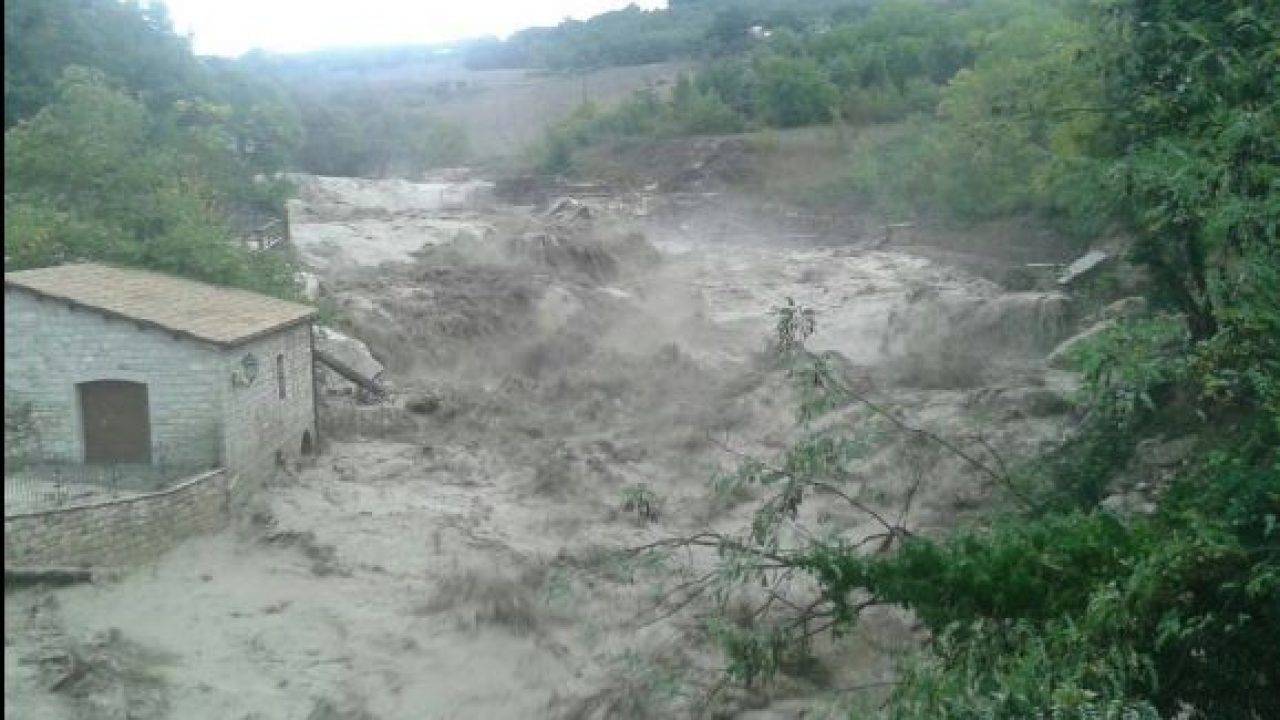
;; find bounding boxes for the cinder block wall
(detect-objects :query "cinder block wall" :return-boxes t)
[220,323,316,484]
[3,469,234,567]
[3,290,224,469]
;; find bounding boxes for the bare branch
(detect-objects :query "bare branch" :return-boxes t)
[811,358,1036,508]
[808,479,902,536]
[707,434,903,536]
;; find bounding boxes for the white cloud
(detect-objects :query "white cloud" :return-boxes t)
[162,0,666,57]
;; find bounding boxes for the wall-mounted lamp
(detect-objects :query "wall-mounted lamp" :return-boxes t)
[231,352,259,388]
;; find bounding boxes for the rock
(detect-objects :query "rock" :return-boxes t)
[1099,296,1147,321]
[313,326,384,385]
[1002,386,1073,418]
[883,290,1073,360]
[1046,320,1116,369]
[1057,250,1110,286]
[1101,490,1157,516]
[1135,436,1197,468]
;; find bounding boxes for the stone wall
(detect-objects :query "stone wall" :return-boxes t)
[219,323,316,485]
[3,289,224,469]
[3,469,234,568]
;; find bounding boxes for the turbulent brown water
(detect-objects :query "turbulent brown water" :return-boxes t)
[5,175,1081,720]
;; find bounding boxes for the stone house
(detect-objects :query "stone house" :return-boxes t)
[4,263,318,485]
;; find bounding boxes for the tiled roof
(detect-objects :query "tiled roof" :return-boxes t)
[5,263,315,346]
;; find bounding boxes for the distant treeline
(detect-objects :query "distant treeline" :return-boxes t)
[238,43,462,78]
[464,0,878,70]
[534,0,1028,172]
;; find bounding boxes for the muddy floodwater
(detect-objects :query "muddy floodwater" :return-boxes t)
[6,174,1080,720]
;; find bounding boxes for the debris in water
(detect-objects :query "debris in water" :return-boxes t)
[1056,250,1110,286]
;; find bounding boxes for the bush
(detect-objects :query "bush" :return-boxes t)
[840,78,940,125]
[753,55,837,128]
[889,620,1160,720]
[531,78,751,173]
[672,74,745,134]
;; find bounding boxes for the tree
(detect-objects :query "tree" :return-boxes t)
[707,6,755,55]
[5,68,294,295]
[672,73,745,134]
[753,55,838,128]
[1111,0,1280,344]
[4,0,207,126]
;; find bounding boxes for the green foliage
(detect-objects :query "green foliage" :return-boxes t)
[1045,309,1277,516]
[3,0,302,194]
[4,399,38,470]
[800,417,1276,718]
[682,296,1279,718]
[532,0,1088,173]
[1039,317,1193,509]
[724,0,1074,130]
[697,58,759,117]
[227,51,478,179]
[838,0,1280,438]
[772,296,816,356]
[805,513,1143,631]
[5,35,299,296]
[889,619,1161,720]
[619,483,664,522]
[1067,318,1190,416]
[839,79,939,125]
[706,619,804,688]
[465,0,862,71]
[537,127,577,176]
[2,0,305,296]
[848,0,1280,381]
[671,74,746,134]
[4,0,206,126]
[1113,0,1280,342]
[753,55,838,128]
[532,78,744,173]
[840,0,1117,231]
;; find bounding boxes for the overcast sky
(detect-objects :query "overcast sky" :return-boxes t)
[163,0,666,57]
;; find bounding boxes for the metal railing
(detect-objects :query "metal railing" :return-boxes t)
[4,459,218,515]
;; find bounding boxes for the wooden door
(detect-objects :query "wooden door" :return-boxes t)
[78,380,151,464]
